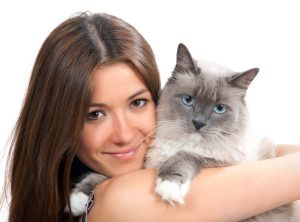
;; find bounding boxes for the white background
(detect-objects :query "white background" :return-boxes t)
[1,0,300,220]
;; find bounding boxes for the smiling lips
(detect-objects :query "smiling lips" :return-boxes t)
[103,147,140,160]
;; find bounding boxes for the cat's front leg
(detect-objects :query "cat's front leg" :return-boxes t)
[66,173,108,216]
[155,150,220,206]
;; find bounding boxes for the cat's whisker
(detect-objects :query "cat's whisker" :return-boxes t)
[160,122,188,129]
[206,131,235,154]
[155,125,184,138]
[155,123,188,139]
[213,128,247,147]
[208,130,238,147]
[212,135,231,152]
[219,129,244,140]
[208,130,244,156]
[129,125,158,148]
[206,131,239,156]
[156,120,188,131]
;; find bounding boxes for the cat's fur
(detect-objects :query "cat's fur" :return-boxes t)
[145,43,261,202]
[145,43,298,221]
[68,43,298,221]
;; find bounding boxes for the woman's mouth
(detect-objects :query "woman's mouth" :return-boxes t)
[103,146,140,160]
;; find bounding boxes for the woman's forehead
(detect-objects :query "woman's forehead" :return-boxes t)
[90,62,149,104]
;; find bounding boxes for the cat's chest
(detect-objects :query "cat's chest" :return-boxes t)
[145,135,246,168]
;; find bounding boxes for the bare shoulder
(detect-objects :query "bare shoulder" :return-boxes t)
[87,168,195,222]
[87,169,164,222]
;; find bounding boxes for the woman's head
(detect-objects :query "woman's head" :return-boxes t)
[77,62,157,177]
[8,12,160,222]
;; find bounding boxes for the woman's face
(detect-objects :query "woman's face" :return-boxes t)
[77,62,156,177]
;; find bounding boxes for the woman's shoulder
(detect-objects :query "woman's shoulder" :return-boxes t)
[87,168,165,222]
[85,166,231,222]
[94,168,157,204]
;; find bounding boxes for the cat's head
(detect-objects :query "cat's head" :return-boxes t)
[157,43,258,144]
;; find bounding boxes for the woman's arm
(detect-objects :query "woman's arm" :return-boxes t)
[276,144,300,156]
[88,146,300,222]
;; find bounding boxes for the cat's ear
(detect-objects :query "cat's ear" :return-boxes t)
[174,43,199,74]
[230,68,259,90]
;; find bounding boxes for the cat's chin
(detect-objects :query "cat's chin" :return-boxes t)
[187,133,203,143]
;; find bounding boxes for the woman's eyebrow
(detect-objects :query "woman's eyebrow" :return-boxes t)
[89,102,107,108]
[89,89,149,108]
[128,89,149,100]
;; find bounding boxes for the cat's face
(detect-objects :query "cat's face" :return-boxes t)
[157,43,258,143]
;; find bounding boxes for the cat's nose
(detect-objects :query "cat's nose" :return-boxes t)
[192,119,206,130]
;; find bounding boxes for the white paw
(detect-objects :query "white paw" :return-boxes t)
[155,178,191,206]
[66,191,89,216]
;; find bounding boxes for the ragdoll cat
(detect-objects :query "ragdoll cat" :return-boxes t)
[145,43,261,203]
[145,43,298,221]
[68,43,298,221]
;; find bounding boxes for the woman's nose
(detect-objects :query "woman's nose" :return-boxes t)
[110,113,135,145]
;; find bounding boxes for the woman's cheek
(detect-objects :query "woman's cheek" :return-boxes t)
[80,123,110,152]
[142,104,156,135]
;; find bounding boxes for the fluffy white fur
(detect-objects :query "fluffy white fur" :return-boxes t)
[155,178,190,206]
[66,190,89,216]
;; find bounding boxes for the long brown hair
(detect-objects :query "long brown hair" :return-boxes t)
[7,12,160,222]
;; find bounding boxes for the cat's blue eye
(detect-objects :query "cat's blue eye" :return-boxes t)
[213,104,227,114]
[182,95,195,106]
[87,110,105,120]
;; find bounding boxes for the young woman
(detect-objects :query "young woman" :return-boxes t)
[6,12,300,222]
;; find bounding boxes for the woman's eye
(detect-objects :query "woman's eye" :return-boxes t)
[213,104,227,114]
[131,99,147,108]
[87,110,105,120]
[182,95,195,106]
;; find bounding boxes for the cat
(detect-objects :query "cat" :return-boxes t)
[145,43,261,204]
[68,43,298,221]
[145,43,297,221]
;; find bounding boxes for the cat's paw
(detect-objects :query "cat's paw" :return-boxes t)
[65,190,89,216]
[155,178,191,206]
